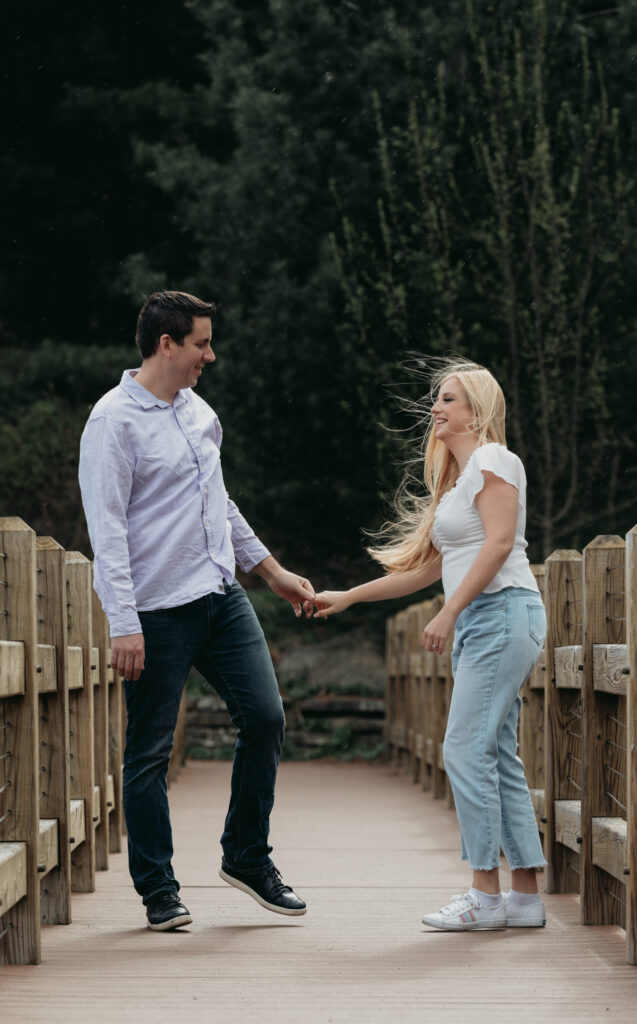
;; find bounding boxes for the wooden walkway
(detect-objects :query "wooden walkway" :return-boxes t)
[2,760,636,1023]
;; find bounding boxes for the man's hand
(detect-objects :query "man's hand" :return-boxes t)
[111,633,145,681]
[254,557,315,617]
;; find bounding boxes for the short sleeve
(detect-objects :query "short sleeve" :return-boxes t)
[465,444,522,503]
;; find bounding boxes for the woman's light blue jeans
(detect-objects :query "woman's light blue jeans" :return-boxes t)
[443,587,546,872]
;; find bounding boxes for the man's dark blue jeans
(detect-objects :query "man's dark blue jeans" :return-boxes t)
[122,580,285,904]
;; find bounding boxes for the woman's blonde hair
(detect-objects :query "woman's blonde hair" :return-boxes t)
[367,358,507,574]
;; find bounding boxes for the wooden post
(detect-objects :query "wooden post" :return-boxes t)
[0,518,40,964]
[420,601,433,792]
[384,616,394,760]
[519,565,546,815]
[626,526,637,963]
[91,585,110,871]
[66,552,96,893]
[581,536,626,926]
[394,610,409,771]
[406,604,421,781]
[408,604,424,786]
[427,595,447,799]
[36,537,72,925]
[106,646,123,854]
[543,550,583,894]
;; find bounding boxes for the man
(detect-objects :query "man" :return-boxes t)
[79,290,313,931]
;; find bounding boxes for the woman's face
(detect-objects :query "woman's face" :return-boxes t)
[430,377,476,444]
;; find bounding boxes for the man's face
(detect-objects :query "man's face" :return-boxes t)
[168,316,215,390]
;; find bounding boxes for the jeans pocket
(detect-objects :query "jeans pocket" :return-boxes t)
[527,603,546,646]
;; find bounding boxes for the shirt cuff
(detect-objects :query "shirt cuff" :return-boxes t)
[107,610,143,637]
[235,540,271,574]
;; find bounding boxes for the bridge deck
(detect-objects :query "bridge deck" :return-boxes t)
[2,760,635,1022]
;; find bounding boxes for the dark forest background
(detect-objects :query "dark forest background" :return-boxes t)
[1,0,636,589]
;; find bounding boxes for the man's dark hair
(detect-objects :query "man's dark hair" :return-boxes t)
[135,291,216,358]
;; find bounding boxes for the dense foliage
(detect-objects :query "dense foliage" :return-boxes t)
[1,1,635,577]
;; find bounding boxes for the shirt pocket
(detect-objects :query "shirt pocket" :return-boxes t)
[135,442,195,483]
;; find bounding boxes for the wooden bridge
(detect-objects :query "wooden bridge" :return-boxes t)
[1,517,637,1021]
[1,758,636,1023]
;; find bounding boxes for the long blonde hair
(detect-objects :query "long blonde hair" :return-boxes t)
[367,358,507,573]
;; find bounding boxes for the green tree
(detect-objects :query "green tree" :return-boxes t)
[115,0,464,572]
[333,0,637,556]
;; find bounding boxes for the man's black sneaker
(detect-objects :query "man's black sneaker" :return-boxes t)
[218,862,307,916]
[146,891,193,931]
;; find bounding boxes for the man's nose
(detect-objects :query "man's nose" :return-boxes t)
[205,348,216,362]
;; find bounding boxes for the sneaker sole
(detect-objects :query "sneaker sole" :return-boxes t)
[218,868,307,916]
[147,913,193,932]
[506,918,546,928]
[422,918,506,931]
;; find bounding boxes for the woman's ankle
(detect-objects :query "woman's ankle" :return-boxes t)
[510,868,539,894]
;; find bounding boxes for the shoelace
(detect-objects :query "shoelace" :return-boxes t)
[153,891,181,909]
[264,865,292,895]
[439,893,479,917]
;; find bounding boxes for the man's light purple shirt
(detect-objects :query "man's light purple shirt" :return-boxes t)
[79,370,270,637]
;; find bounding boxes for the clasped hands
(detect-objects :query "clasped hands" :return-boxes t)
[305,590,458,655]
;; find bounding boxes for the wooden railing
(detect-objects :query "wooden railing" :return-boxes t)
[0,518,187,965]
[386,527,637,964]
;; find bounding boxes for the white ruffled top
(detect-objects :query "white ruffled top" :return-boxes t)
[430,443,539,600]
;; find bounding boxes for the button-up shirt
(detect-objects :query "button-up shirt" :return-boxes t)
[79,370,270,637]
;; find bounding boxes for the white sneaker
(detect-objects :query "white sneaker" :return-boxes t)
[503,891,546,927]
[422,892,506,931]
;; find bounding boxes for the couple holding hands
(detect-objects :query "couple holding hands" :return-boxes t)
[79,290,546,934]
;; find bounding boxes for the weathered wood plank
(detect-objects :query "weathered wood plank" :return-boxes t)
[93,785,101,829]
[37,819,59,877]
[69,799,86,851]
[554,799,582,854]
[91,593,111,871]
[0,641,24,697]
[591,816,628,884]
[67,646,83,690]
[429,596,447,800]
[554,645,583,690]
[530,788,545,829]
[592,643,628,695]
[106,774,115,815]
[527,646,546,688]
[543,551,583,895]
[0,518,40,965]
[0,841,27,915]
[581,536,626,927]
[66,553,95,893]
[107,663,123,852]
[36,536,72,925]
[519,567,546,793]
[36,643,57,694]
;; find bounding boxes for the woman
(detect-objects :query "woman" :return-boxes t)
[313,359,547,931]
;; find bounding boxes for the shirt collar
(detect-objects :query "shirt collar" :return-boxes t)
[119,369,190,409]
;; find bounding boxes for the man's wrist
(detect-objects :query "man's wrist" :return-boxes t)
[253,555,280,586]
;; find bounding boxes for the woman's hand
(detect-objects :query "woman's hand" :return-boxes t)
[312,590,352,619]
[421,605,458,653]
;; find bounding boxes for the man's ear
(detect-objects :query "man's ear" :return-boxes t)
[158,333,173,354]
